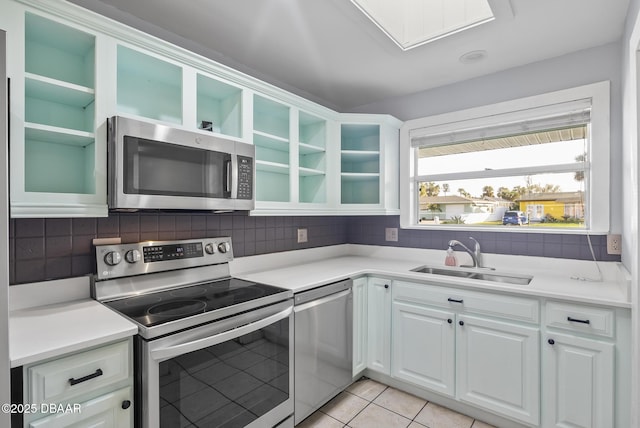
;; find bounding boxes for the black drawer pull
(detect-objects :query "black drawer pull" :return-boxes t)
[567,316,590,324]
[447,318,453,324]
[448,298,463,304]
[384,284,389,289]
[459,320,465,326]
[121,400,131,410]
[69,368,103,386]
[548,339,555,345]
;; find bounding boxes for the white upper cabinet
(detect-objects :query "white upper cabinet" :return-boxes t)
[5,0,401,217]
[6,5,108,217]
[339,114,401,214]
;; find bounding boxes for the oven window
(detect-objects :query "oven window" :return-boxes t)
[123,136,230,198]
[158,318,290,427]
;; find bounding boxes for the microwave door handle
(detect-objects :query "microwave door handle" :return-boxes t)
[229,155,239,199]
[224,159,232,196]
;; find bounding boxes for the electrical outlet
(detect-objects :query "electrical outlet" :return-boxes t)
[607,234,622,255]
[297,228,308,243]
[385,227,398,242]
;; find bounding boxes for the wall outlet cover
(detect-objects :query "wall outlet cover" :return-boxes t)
[606,234,621,255]
[297,228,308,243]
[385,228,398,242]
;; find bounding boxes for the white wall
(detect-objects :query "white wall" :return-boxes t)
[621,0,640,425]
[351,42,623,236]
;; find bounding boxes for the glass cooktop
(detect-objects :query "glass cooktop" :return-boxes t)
[104,278,286,329]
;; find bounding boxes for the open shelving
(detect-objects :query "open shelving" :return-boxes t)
[253,95,291,202]
[117,45,182,124]
[196,74,242,137]
[340,124,381,204]
[299,111,327,204]
[23,13,96,195]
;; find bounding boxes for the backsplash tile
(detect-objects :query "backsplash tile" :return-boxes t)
[9,212,349,284]
[347,216,620,263]
[7,213,619,285]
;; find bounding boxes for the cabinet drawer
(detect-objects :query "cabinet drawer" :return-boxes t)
[545,302,614,338]
[27,340,131,405]
[393,280,539,323]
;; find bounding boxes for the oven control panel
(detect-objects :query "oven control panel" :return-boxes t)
[95,237,233,280]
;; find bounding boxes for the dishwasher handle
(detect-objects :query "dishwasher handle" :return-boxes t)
[294,279,352,306]
[294,289,351,313]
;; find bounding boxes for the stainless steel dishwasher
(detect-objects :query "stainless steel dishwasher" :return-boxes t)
[294,279,353,425]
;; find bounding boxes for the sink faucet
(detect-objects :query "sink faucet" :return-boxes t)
[448,237,483,268]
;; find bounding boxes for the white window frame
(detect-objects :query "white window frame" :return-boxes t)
[400,81,610,233]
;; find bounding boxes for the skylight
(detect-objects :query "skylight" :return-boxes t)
[351,0,495,51]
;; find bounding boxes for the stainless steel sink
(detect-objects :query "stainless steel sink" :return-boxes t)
[411,265,533,285]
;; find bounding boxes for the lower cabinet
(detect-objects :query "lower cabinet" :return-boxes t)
[456,314,540,425]
[29,387,132,428]
[17,338,134,428]
[352,277,368,376]
[390,279,540,426]
[391,302,455,397]
[356,277,628,428]
[542,312,616,427]
[366,277,391,375]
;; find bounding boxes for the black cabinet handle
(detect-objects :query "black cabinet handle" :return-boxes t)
[121,400,131,410]
[69,368,103,386]
[448,298,463,304]
[459,320,464,326]
[567,316,590,324]
[384,284,389,289]
[548,339,555,345]
[447,318,453,324]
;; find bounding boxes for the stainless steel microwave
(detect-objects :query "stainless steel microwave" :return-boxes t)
[107,116,254,211]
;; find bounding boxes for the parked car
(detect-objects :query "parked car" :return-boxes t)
[502,210,528,225]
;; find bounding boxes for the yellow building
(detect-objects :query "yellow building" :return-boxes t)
[517,192,585,222]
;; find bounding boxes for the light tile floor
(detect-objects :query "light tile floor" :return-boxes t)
[296,378,496,428]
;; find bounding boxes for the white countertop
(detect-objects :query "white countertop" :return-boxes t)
[232,245,630,308]
[9,277,138,368]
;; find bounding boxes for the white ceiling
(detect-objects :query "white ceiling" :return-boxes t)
[69,0,630,112]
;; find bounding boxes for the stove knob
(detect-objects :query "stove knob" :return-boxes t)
[125,249,141,263]
[204,243,215,254]
[217,242,231,253]
[104,251,122,266]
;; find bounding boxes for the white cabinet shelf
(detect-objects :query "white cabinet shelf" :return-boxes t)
[299,167,325,177]
[25,73,94,107]
[256,160,289,174]
[299,142,325,155]
[24,123,94,147]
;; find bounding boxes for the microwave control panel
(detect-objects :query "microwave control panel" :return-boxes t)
[237,155,253,200]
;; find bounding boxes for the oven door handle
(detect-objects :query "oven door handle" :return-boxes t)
[150,306,292,361]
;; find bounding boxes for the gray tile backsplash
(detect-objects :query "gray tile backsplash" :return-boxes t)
[346,216,618,263]
[9,212,349,284]
[8,213,619,285]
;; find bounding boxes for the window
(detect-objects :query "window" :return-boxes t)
[400,82,610,233]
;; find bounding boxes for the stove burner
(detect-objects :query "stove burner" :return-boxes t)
[147,300,207,318]
[170,286,208,298]
[124,295,162,306]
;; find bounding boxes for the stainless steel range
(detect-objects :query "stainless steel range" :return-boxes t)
[92,237,294,428]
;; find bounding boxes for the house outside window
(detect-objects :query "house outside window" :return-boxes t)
[400,82,610,233]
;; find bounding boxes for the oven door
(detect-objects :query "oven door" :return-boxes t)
[140,300,293,428]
